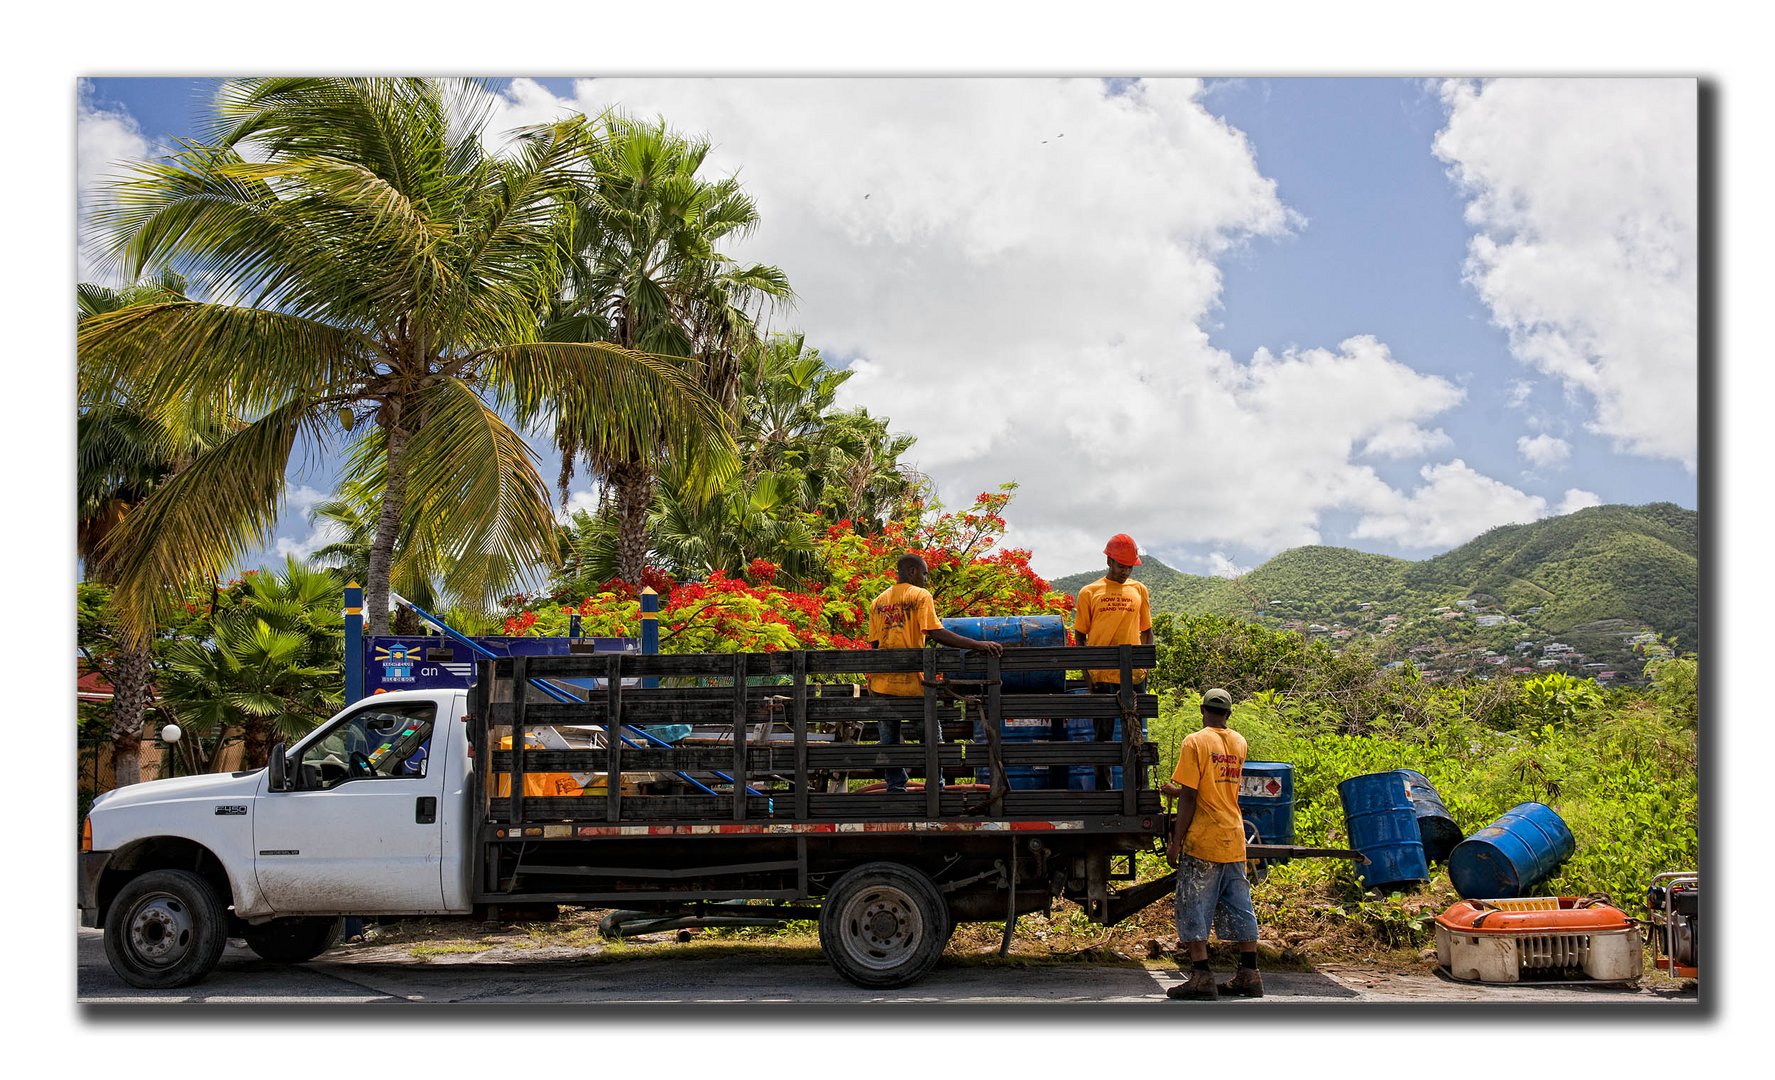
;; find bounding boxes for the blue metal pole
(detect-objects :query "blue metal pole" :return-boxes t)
[640,586,659,689]
[344,582,364,703]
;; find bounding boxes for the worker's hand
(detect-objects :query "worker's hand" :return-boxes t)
[972,640,1004,657]
[1165,838,1181,868]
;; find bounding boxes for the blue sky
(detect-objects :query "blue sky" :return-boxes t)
[77,76,1698,579]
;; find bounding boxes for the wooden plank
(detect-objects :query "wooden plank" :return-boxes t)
[986,652,1004,818]
[606,653,623,822]
[1120,645,1137,817]
[924,651,940,819]
[732,652,748,821]
[793,651,809,820]
[511,656,528,825]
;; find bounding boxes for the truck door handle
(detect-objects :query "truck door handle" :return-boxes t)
[415,796,437,824]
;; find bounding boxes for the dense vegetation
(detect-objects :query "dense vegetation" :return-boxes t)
[1053,503,1699,675]
[75,79,1700,966]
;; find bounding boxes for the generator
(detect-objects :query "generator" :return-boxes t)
[1645,870,1699,980]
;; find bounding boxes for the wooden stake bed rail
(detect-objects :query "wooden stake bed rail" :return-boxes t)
[467,645,1160,828]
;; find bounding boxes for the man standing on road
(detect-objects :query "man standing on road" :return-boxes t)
[1073,534,1153,789]
[1159,687,1261,1000]
[867,554,1002,793]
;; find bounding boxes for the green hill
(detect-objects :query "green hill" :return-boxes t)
[1045,504,1698,667]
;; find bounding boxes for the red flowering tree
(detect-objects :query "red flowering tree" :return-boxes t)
[501,484,1069,652]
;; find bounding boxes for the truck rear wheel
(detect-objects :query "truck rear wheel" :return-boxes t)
[818,862,948,989]
[242,916,343,964]
[103,869,228,989]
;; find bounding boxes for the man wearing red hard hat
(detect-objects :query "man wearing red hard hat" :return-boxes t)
[1072,534,1153,788]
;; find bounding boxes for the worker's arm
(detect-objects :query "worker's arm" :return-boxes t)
[927,627,1002,656]
[1141,628,1153,645]
[1165,784,1198,866]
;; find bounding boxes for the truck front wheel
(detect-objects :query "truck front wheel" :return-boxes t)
[242,917,344,964]
[818,862,949,989]
[103,869,228,989]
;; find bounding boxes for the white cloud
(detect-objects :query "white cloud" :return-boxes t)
[1505,380,1535,409]
[557,487,604,522]
[482,80,1484,574]
[1517,434,1571,468]
[1353,459,1553,550]
[1435,78,1697,470]
[76,84,150,283]
[1204,552,1250,579]
[1558,488,1602,515]
[274,519,346,562]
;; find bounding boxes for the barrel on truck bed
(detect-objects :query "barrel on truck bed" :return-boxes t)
[468,644,1165,987]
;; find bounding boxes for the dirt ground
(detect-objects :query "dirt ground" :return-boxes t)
[339,896,1694,994]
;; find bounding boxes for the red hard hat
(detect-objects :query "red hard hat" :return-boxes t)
[1104,534,1141,566]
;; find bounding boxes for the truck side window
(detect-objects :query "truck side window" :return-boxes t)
[297,702,437,790]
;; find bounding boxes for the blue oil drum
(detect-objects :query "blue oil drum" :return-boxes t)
[1397,768,1464,863]
[1448,802,1575,898]
[1061,706,1148,791]
[1338,771,1430,891]
[942,616,1067,693]
[974,714,1060,789]
[1239,762,1296,848]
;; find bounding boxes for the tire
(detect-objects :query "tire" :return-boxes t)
[818,862,949,989]
[103,869,229,989]
[241,916,344,964]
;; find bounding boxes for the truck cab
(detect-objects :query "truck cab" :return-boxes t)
[81,689,475,988]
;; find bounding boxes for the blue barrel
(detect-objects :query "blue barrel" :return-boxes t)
[1239,762,1296,848]
[974,714,1059,789]
[1063,714,1147,790]
[1398,769,1463,863]
[1448,802,1575,898]
[1338,771,1430,891]
[942,616,1067,692]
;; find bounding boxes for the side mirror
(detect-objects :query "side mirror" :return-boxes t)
[268,742,289,791]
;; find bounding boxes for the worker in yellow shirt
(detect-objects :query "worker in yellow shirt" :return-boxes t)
[1072,533,1153,788]
[1160,687,1261,1000]
[867,554,1002,793]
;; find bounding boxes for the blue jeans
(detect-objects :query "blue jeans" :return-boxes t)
[1088,681,1146,789]
[871,691,920,793]
[1174,854,1260,943]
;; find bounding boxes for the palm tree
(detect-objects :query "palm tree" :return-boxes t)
[78,273,232,786]
[160,558,344,770]
[78,78,733,641]
[547,115,791,582]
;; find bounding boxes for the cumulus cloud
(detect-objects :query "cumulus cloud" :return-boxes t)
[1353,459,1556,550]
[1558,488,1602,515]
[274,519,347,563]
[77,84,151,282]
[1517,434,1571,468]
[481,79,1490,573]
[1203,552,1251,578]
[1435,79,1697,470]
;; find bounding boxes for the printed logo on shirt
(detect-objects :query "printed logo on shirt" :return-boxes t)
[875,600,917,631]
[1211,751,1244,783]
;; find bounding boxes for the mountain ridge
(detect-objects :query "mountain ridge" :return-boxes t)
[1046,503,1698,671]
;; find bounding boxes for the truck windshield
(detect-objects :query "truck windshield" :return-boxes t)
[295,702,437,790]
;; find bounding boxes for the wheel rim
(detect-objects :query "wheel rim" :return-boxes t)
[124,891,196,969]
[835,884,925,972]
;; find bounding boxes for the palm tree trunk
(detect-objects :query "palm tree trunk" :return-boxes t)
[610,458,653,584]
[242,719,272,772]
[365,419,415,638]
[108,640,153,788]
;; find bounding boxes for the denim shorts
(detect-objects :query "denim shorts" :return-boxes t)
[1174,854,1260,943]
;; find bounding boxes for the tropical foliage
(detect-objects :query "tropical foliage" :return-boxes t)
[552,334,922,591]
[545,114,791,582]
[78,77,731,642]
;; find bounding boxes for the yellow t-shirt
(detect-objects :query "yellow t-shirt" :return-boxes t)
[866,582,943,696]
[1074,577,1152,684]
[1170,725,1249,863]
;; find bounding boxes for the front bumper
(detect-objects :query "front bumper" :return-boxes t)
[78,851,112,928]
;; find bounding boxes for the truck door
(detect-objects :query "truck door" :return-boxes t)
[253,700,448,913]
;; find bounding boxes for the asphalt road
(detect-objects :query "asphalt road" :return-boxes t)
[77,929,1698,1007]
